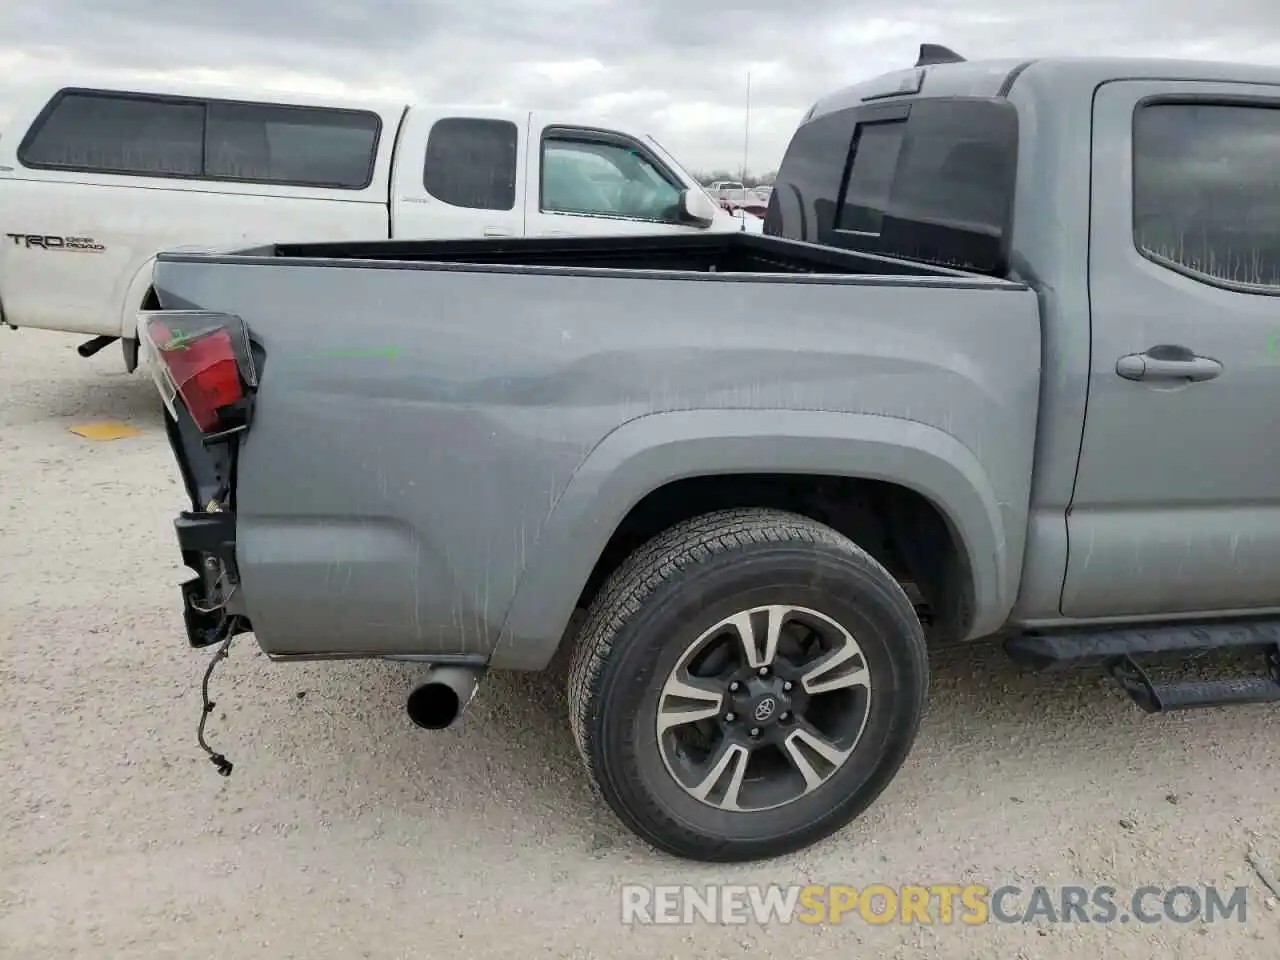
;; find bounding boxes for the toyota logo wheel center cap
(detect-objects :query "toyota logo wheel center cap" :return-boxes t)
[732,675,794,731]
[753,697,778,722]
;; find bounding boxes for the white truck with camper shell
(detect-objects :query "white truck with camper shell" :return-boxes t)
[0,80,741,369]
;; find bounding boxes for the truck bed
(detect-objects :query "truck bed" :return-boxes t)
[150,231,1041,663]
[213,232,1000,282]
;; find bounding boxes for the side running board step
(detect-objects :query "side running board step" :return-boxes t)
[1005,619,1280,669]
[1006,619,1280,713]
[1109,655,1280,713]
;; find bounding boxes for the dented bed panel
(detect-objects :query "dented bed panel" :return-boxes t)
[151,255,1041,661]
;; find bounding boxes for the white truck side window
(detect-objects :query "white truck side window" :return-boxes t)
[204,102,380,189]
[422,118,519,211]
[19,89,381,190]
[20,91,203,176]
[540,136,683,222]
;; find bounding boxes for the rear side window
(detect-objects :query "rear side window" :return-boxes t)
[18,89,381,189]
[1133,102,1280,291]
[19,92,203,176]
[771,97,1018,274]
[763,108,860,242]
[838,120,905,233]
[205,102,379,188]
[836,100,1018,273]
[423,118,518,210]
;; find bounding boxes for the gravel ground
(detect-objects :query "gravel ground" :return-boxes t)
[2,328,1278,960]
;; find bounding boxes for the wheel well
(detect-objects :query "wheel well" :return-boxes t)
[575,474,974,643]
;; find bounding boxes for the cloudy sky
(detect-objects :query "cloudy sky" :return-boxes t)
[3,1,1280,175]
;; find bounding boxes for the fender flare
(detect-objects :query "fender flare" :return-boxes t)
[118,257,159,342]
[120,244,220,339]
[491,408,1011,669]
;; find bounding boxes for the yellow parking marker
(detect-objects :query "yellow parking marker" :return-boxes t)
[69,420,143,441]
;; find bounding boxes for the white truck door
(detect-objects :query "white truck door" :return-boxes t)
[525,115,727,237]
[391,108,526,239]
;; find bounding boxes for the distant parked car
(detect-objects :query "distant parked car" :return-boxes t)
[708,180,746,198]
[737,187,771,219]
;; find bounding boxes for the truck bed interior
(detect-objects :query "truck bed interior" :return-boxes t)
[253,232,981,279]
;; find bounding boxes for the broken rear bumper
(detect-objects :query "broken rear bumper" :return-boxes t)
[174,509,249,647]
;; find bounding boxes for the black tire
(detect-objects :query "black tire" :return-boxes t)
[567,507,928,862]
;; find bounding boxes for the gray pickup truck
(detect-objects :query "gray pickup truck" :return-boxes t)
[140,46,1280,863]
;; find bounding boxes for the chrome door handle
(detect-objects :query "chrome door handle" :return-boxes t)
[1115,345,1222,383]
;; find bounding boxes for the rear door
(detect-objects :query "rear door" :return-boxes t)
[1062,79,1280,617]
[525,116,708,237]
[390,109,526,239]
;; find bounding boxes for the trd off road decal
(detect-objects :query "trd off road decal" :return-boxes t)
[5,233,105,252]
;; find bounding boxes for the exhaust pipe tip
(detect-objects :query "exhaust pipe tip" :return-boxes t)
[406,683,461,730]
[405,666,484,731]
[77,334,120,358]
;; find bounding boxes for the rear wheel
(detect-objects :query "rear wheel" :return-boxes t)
[567,508,929,862]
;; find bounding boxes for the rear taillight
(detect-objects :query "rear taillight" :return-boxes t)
[138,310,258,435]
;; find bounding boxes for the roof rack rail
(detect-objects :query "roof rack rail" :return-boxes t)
[915,43,966,67]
